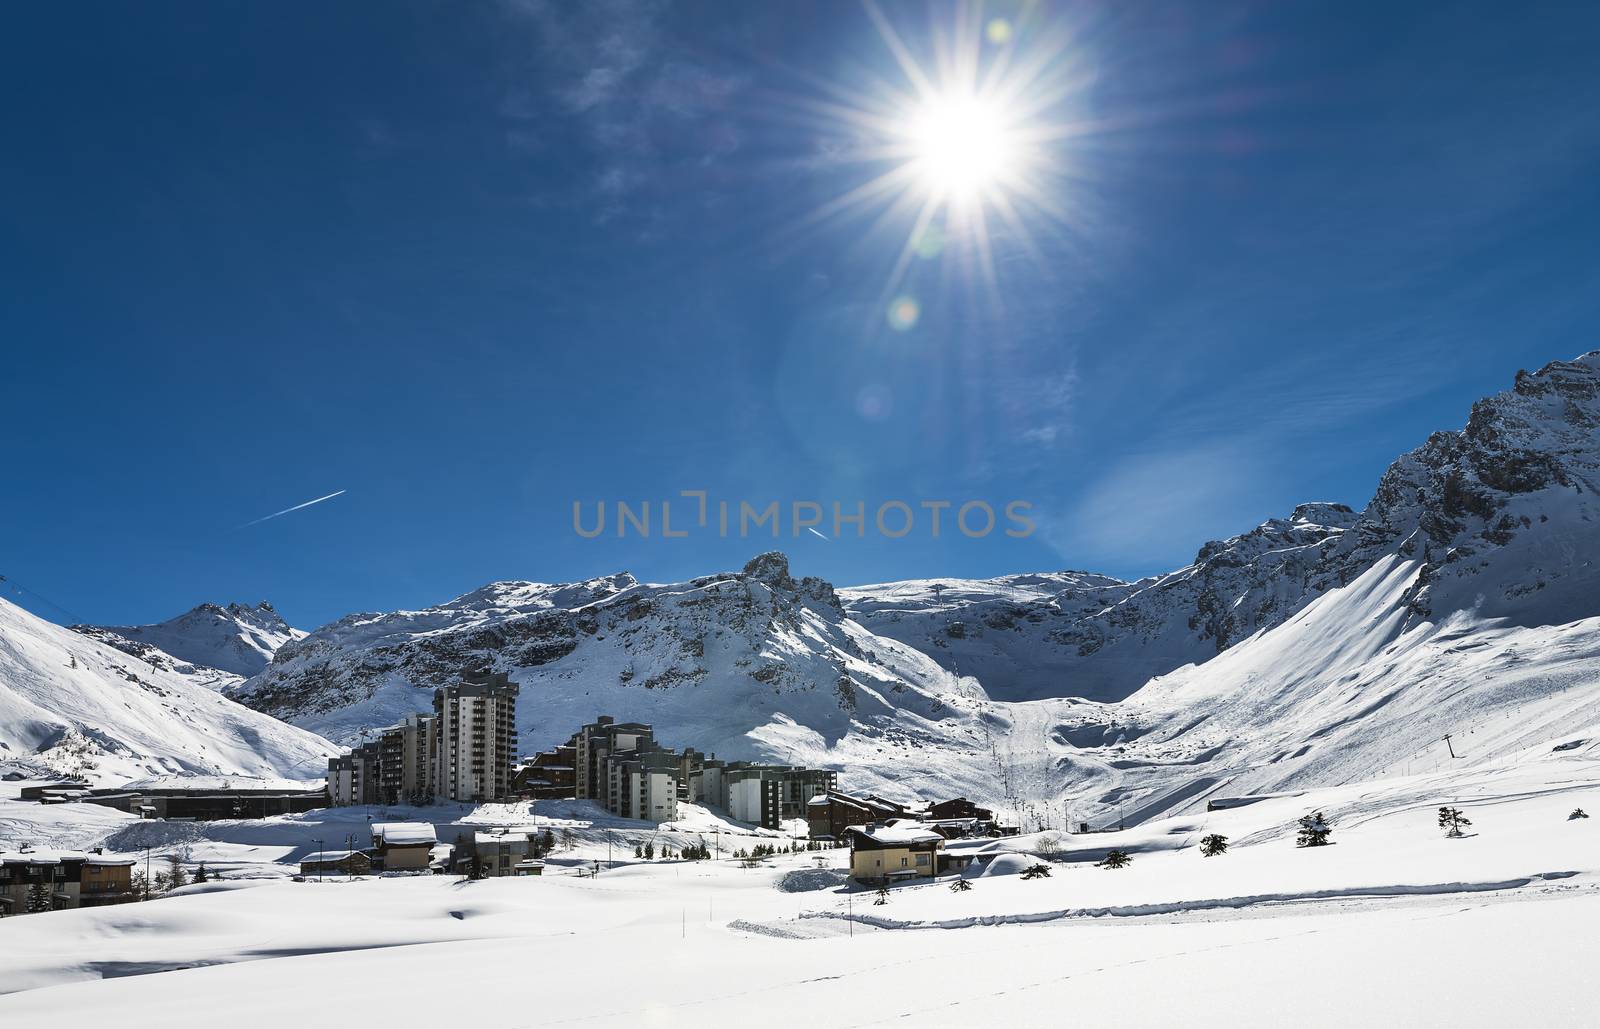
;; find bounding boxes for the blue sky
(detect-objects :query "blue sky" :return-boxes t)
[3,1,1599,630]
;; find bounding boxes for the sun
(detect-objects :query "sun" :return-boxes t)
[906,92,1018,202]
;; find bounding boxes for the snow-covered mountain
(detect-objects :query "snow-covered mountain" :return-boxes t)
[0,596,336,784]
[232,553,989,761]
[841,501,1361,703]
[223,352,1600,825]
[80,601,304,679]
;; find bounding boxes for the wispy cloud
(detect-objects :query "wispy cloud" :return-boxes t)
[497,0,747,222]
[236,490,346,530]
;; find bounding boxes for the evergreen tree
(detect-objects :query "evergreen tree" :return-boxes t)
[1199,834,1229,857]
[1097,849,1131,869]
[1569,808,1589,821]
[1296,812,1332,847]
[633,844,643,859]
[540,829,557,854]
[165,853,188,891]
[131,870,151,902]
[1021,862,1053,879]
[873,886,890,905]
[643,841,655,860]
[950,878,973,892]
[1438,806,1472,837]
[192,863,210,884]
[28,881,54,913]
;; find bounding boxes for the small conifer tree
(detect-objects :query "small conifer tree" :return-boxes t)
[1021,862,1053,879]
[1296,812,1332,847]
[1199,834,1229,857]
[1569,808,1589,821]
[873,886,890,905]
[1098,849,1131,869]
[1438,807,1472,837]
[950,878,973,892]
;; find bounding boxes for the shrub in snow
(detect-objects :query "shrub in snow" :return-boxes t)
[873,886,890,905]
[193,863,210,884]
[950,878,973,892]
[1570,808,1589,821]
[1021,862,1053,879]
[1438,806,1472,838]
[1097,849,1132,869]
[1199,834,1229,857]
[1296,812,1332,847]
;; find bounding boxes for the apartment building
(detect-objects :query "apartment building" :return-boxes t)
[329,743,381,806]
[722,764,837,829]
[572,716,656,801]
[434,670,520,803]
[606,748,682,822]
[378,712,437,805]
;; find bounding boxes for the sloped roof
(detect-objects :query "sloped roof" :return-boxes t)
[372,822,437,845]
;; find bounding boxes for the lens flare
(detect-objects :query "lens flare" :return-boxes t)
[887,296,921,330]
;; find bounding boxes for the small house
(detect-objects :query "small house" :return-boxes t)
[371,822,438,871]
[299,850,373,877]
[843,821,944,884]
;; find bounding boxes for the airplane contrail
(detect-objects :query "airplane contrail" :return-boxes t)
[806,526,829,541]
[236,489,347,529]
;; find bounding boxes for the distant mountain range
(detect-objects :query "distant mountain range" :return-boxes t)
[26,352,1600,821]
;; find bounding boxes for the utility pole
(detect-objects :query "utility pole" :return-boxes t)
[1443,733,1458,759]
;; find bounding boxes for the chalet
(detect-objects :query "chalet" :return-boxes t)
[371,822,438,871]
[0,848,136,914]
[807,790,908,840]
[843,822,944,884]
[299,850,373,877]
[471,827,552,877]
[512,744,577,800]
[926,797,994,822]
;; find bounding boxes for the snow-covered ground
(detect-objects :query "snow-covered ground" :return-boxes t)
[2,750,1596,1026]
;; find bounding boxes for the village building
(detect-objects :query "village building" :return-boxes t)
[511,743,576,800]
[806,790,909,840]
[299,850,373,877]
[371,822,438,871]
[843,822,945,884]
[469,827,553,877]
[0,848,136,915]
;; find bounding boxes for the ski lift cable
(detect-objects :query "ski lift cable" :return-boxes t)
[0,572,94,626]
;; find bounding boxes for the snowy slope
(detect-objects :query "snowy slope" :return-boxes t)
[1,745,1596,1027]
[81,601,304,679]
[0,596,336,784]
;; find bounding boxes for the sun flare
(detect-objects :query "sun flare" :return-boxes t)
[906,93,1018,202]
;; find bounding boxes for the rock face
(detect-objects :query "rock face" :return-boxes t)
[83,601,304,679]
[1331,352,1600,624]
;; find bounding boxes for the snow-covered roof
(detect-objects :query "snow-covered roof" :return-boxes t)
[807,795,832,806]
[0,849,133,865]
[301,850,364,863]
[844,823,944,845]
[474,828,540,846]
[372,822,437,845]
